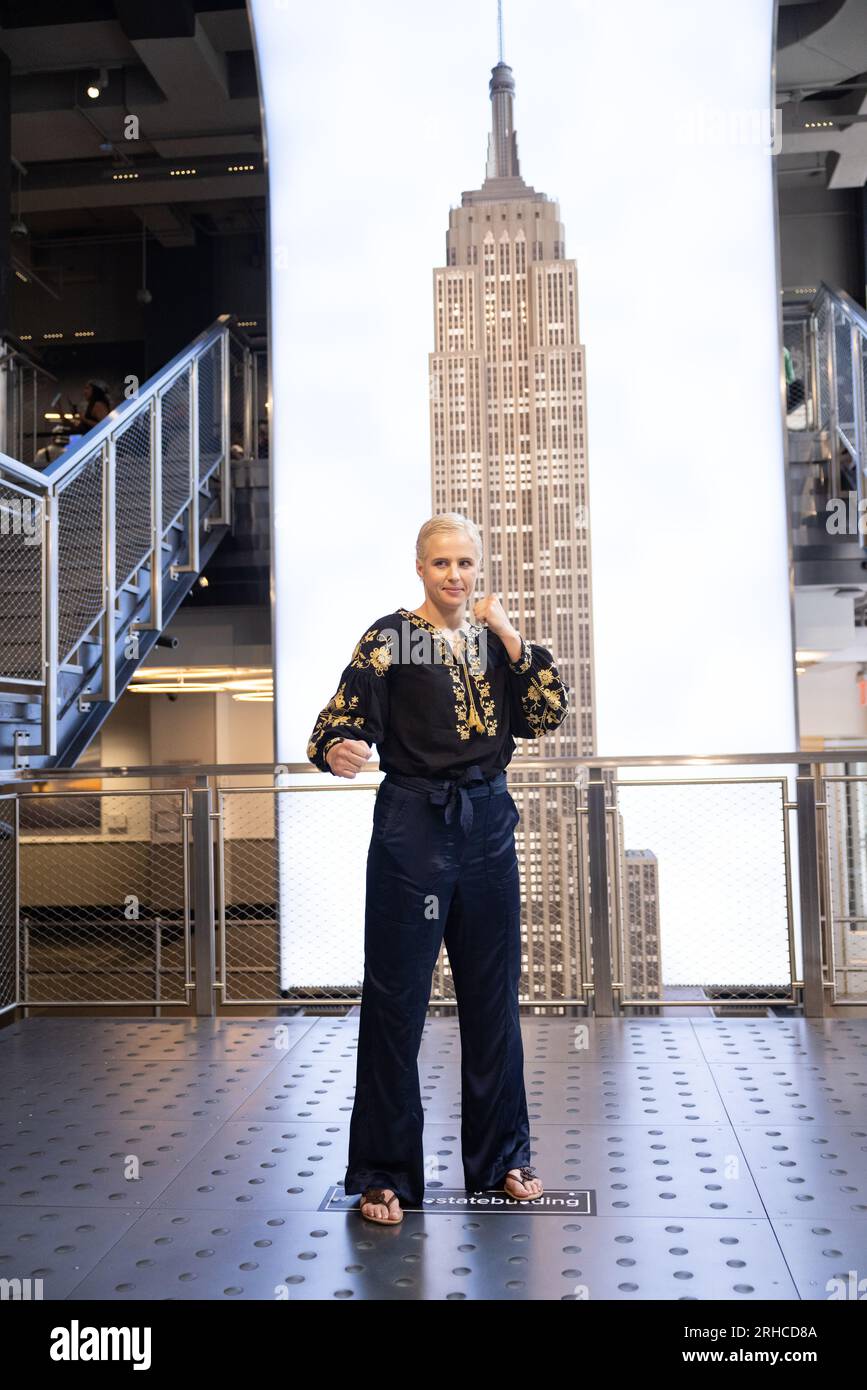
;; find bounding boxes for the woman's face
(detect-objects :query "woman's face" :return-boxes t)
[415,530,481,616]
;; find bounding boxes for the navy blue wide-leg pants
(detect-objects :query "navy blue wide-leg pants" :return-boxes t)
[342,766,531,1208]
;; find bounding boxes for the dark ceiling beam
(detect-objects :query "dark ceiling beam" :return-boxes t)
[113,1,197,41]
[0,1,115,25]
[0,0,244,21]
[10,66,163,113]
[18,170,265,212]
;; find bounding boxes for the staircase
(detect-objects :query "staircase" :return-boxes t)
[0,316,255,770]
[785,284,867,587]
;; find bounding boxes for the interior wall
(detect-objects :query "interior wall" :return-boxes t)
[778,183,863,298]
[96,684,274,771]
[797,665,867,741]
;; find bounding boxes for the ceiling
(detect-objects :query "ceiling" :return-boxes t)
[0,0,265,250]
[2,0,864,257]
[778,0,867,189]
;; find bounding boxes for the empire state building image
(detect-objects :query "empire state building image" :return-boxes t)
[428,52,596,764]
[428,44,599,1002]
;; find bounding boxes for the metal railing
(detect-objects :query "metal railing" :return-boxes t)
[0,317,256,768]
[0,337,59,468]
[784,283,867,539]
[0,750,866,1018]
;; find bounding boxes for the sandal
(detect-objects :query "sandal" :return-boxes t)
[502,1165,544,1200]
[359,1186,404,1224]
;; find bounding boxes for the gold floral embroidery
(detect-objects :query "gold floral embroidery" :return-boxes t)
[397,608,498,741]
[350,628,393,675]
[308,625,393,764]
[508,635,533,674]
[515,663,569,737]
[464,628,497,735]
[306,681,367,761]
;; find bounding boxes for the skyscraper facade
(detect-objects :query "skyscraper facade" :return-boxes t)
[428,52,597,1005]
[428,56,596,763]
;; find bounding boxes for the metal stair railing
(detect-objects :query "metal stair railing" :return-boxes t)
[0,315,255,766]
[784,283,867,542]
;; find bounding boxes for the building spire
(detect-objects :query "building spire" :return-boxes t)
[485,2,521,180]
[462,1,543,202]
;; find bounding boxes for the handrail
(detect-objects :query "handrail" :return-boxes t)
[0,313,253,765]
[810,280,867,339]
[784,282,867,529]
[0,449,51,490]
[41,315,232,488]
[0,336,58,382]
[1,748,865,786]
[0,313,248,494]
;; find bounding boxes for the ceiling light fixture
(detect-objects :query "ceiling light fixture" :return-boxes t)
[86,67,109,100]
[128,665,274,698]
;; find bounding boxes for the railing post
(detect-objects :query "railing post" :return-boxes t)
[220,330,232,528]
[796,762,826,1017]
[243,345,253,460]
[42,489,57,758]
[14,793,19,1011]
[587,764,614,1016]
[187,357,200,572]
[150,393,163,631]
[827,303,841,499]
[808,312,820,434]
[850,322,866,550]
[192,773,216,1017]
[99,437,116,703]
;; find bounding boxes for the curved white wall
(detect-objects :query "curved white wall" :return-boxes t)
[249,0,800,983]
[249,0,795,765]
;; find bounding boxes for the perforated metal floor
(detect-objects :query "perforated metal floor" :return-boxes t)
[1,1015,866,1300]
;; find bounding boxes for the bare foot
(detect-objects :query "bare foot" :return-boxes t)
[503,1167,543,1200]
[359,1186,403,1223]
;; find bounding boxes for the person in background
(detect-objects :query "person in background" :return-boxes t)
[33,422,70,468]
[784,345,804,414]
[72,379,112,434]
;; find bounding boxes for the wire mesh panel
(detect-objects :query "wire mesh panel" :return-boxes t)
[782,316,810,429]
[18,790,191,1006]
[253,350,268,457]
[0,353,42,466]
[431,772,584,1005]
[833,304,856,453]
[0,481,43,681]
[610,776,794,1004]
[0,796,16,1010]
[160,368,192,530]
[218,786,378,1004]
[56,448,104,664]
[815,293,831,433]
[114,405,152,588]
[228,338,247,463]
[197,339,224,482]
[821,774,867,1003]
[218,777,584,1007]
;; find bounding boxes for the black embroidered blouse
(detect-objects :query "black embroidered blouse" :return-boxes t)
[307,607,571,778]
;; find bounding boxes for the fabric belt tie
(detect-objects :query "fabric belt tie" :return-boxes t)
[385,763,504,837]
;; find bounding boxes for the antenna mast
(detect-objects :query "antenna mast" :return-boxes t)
[497,0,504,63]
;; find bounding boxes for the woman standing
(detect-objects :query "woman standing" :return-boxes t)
[307,512,570,1223]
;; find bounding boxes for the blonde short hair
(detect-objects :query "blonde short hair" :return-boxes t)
[415,512,483,566]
